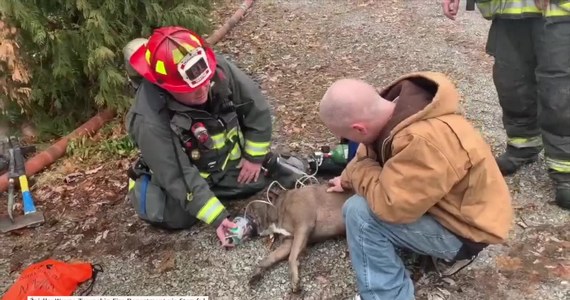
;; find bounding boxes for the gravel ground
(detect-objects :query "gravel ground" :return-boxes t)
[1,0,569,299]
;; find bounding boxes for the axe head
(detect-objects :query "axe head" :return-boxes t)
[0,211,45,233]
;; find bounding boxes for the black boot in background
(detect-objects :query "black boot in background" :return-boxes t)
[495,145,541,176]
[555,183,570,210]
[549,170,570,210]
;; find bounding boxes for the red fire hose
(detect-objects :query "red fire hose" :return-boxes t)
[0,0,256,192]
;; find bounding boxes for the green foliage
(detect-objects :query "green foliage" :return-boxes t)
[0,0,213,140]
[67,119,138,162]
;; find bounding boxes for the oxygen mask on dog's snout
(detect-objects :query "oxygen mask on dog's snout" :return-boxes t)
[225,214,258,246]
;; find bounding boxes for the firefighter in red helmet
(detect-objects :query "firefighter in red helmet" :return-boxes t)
[123,26,309,248]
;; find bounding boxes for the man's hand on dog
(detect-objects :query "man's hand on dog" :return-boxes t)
[217,218,238,249]
[327,176,344,193]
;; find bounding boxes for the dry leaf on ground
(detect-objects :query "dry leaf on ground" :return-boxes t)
[156,250,176,273]
[495,255,523,272]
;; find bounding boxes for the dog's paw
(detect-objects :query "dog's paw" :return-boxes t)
[249,272,262,286]
[291,280,302,294]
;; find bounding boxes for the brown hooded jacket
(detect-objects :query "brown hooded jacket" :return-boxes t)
[340,72,513,254]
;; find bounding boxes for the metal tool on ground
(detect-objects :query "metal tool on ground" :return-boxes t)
[0,136,45,233]
[0,141,36,176]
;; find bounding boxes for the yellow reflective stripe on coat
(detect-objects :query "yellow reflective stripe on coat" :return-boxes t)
[199,172,210,178]
[244,140,270,157]
[476,0,570,18]
[196,196,225,224]
[211,127,243,150]
[507,136,543,148]
[550,1,570,16]
[546,157,570,173]
[229,142,242,160]
[211,133,226,149]
[128,178,135,191]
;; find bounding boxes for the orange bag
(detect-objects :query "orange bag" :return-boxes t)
[1,259,103,300]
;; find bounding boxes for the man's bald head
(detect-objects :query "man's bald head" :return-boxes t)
[319,78,395,144]
[319,78,382,127]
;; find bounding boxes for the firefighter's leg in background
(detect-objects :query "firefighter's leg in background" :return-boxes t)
[486,18,543,176]
[533,18,570,210]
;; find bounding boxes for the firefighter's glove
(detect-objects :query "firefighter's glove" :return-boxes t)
[237,158,262,184]
[217,218,238,249]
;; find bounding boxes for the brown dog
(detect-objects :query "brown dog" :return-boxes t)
[245,183,353,293]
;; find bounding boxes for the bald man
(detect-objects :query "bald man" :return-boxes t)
[319,73,513,300]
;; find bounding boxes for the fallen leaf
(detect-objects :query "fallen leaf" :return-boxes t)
[441,277,456,286]
[157,251,176,273]
[266,234,275,250]
[551,264,570,280]
[315,275,328,284]
[517,221,528,229]
[495,255,523,272]
[9,260,22,274]
[64,172,83,184]
[85,165,103,175]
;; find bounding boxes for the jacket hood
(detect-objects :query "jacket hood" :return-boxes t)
[379,71,461,135]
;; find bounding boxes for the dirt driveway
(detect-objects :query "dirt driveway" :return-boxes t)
[1,1,568,299]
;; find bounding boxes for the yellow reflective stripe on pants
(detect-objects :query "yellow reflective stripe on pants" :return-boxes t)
[128,179,135,191]
[244,140,270,157]
[507,136,543,148]
[546,157,570,173]
[196,196,225,224]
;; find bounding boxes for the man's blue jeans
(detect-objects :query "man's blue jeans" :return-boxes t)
[343,195,464,300]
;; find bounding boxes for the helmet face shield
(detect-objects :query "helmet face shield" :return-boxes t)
[128,26,218,93]
[177,47,212,89]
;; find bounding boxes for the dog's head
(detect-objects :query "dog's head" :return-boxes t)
[243,187,287,237]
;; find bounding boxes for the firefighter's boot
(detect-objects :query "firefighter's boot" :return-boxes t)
[555,182,570,210]
[550,171,570,210]
[495,145,541,176]
[263,152,310,189]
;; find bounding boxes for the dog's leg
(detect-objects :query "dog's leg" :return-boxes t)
[249,238,293,286]
[288,226,311,294]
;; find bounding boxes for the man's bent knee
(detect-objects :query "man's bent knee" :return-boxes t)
[342,194,370,224]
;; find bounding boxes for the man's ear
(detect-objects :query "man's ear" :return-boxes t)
[351,123,367,135]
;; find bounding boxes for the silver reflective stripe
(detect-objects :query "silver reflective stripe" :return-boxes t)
[507,136,543,148]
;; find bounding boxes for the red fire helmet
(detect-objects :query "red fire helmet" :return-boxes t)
[129,26,217,93]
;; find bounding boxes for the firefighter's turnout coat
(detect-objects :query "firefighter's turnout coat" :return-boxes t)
[125,54,272,229]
